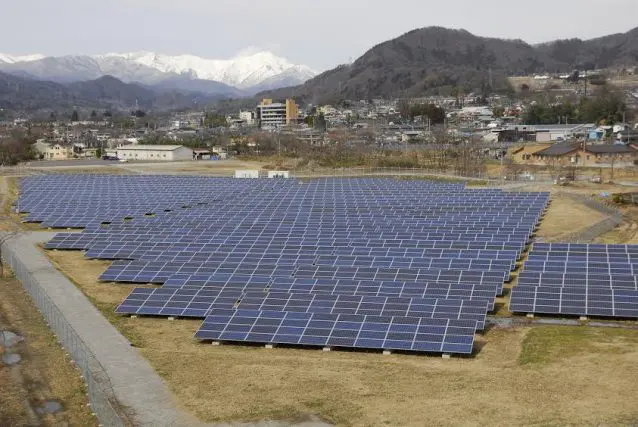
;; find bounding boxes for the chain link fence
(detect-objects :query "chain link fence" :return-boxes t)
[1,238,129,427]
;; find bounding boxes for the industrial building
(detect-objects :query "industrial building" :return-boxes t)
[496,124,597,143]
[256,98,299,128]
[115,145,194,161]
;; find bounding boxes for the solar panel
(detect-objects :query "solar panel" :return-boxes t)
[512,243,638,319]
[17,175,550,355]
[195,309,478,354]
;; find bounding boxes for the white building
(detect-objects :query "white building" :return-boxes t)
[239,111,255,125]
[115,145,194,161]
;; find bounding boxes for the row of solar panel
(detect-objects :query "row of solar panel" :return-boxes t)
[85,247,519,260]
[48,238,528,253]
[115,288,489,330]
[510,285,638,318]
[532,243,638,253]
[100,263,508,290]
[194,309,478,354]
[157,274,500,308]
[517,272,638,288]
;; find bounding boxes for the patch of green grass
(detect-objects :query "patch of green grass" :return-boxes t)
[519,326,638,365]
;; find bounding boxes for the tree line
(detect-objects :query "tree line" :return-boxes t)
[0,129,38,166]
[523,90,628,125]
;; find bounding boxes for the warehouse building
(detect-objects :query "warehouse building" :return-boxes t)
[115,145,194,161]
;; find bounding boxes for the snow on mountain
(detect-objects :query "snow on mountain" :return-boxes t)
[99,51,316,89]
[0,50,317,93]
[0,53,45,64]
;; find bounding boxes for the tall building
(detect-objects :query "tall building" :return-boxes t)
[257,98,299,128]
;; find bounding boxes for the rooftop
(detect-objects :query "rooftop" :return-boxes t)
[502,124,596,132]
[537,142,637,156]
[586,144,635,154]
[536,141,580,156]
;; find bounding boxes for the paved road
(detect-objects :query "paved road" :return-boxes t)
[26,159,163,168]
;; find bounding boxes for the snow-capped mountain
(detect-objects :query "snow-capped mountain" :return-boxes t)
[100,51,316,90]
[0,53,45,64]
[0,50,317,94]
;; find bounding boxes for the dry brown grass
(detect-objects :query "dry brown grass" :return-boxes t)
[43,249,638,426]
[0,274,96,426]
[535,193,608,241]
[116,159,268,175]
[596,204,638,244]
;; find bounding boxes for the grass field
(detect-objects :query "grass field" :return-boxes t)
[534,192,608,241]
[8,172,638,425]
[44,250,638,426]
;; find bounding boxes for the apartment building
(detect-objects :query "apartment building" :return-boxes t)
[256,98,299,128]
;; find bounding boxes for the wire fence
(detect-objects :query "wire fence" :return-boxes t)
[1,238,129,427]
[278,167,512,184]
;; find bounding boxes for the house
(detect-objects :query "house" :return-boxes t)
[38,142,73,160]
[509,143,552,164]
[401,131,424,143]
[532,142,638,167]
[115,145,194,161]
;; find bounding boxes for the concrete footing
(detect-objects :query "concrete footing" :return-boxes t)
[580,316,589,321]
[526,313,535,318]
[322,347,332,352]
[382,350,392,356]
[442,354,451,359]
[265,344,275,349]
[211,341,221,346]
[167,317,175,321]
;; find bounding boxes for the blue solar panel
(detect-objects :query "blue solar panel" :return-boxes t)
[18,175,550,355]
[511,243,638,319]
[195,309,478,354]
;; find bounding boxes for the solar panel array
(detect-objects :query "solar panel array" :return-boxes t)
[511,243,638,318]
[19,175,550,355]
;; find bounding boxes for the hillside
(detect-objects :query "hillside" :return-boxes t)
[536,27,638,70]
[264,26,638,103]
[0,72,222,111]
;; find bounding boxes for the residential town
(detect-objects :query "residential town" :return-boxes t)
[2,84,638,178]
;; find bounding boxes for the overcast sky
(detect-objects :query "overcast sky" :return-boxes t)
[3,0,637,71]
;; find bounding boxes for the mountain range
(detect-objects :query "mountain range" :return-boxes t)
[0,71,226,111]
[2,26,638,112]
[0,50,317,96]
[263,26,638,104]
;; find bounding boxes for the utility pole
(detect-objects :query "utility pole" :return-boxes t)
[500,142,505,186]
[583,70,588,99]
